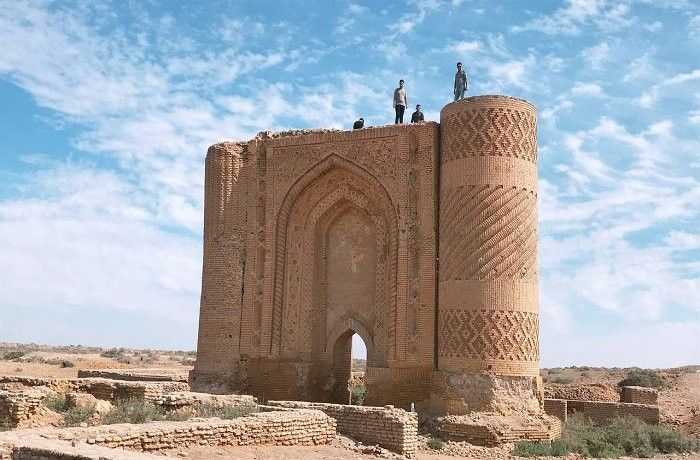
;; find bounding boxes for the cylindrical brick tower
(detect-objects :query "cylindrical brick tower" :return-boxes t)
[191,142,246,393]
[434,95,541,415]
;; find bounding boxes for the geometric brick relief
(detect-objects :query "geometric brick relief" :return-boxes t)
[440,185,537,282]
[442,107,537,163]
[438,309,539,362]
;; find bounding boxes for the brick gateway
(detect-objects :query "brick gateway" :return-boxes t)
[191,95,543,416]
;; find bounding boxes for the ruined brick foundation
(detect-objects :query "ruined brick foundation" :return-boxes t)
[268,400,418,456]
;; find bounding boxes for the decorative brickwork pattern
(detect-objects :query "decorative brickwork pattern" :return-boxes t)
[441,97,537,164]
[440,185,537,281]
[437,310,539,361]
[438,96,539,384]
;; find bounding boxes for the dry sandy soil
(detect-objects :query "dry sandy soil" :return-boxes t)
[0,344,193,378]
[172,442,700,460]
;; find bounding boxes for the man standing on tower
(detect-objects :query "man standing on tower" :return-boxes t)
[393,79,407,124]
[454,62,468,101]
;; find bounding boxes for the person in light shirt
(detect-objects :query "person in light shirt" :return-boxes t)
[393,79,407,124]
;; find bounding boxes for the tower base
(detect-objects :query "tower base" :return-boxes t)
[426,371,544,415]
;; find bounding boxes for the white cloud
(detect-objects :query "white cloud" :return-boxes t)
[486,55,535,89]
[690,15,700,39]
[637,68,700,108]
[541,99,574,124]
[541,115,700,342]
[571,82,604,96]
[689,110,700,125]
[0,165,201,327]
[581,42,611,70]
[447,40,480,54]
[512,0,627,35]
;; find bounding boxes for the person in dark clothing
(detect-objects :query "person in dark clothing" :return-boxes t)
[454,62,468,101]
[353,117,364,129]
[410,104,424,123]
[393,79,407,124]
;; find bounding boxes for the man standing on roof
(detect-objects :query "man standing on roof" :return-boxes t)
[393,79,407,124]
[454,62,468,101]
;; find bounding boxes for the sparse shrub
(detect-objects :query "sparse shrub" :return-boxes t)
[514,440,568,457]
[618,369,665,389]
[181,357,196,366]
[100,348,125,359]
[513,415,699,458]
[552,376,573,384]
[2,351,26,361]
[63,406,95,426]
[427,437,444,450]
[580,371,591,378]
[60,360,75,368]
[43,394,69,413]
[101,398,166,425]
[351,385,367,405]
[548,368,562,374]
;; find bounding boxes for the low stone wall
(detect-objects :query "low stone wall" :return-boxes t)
[0,391,42,429]
[268,401,417,457]
[0,376,189,403]
[11,437,175,460]
[621,386,658,405]
[0,409,335,458]
[544,383,619,402]
[76,379,189,402]
[437,413,561,447]
[152,392,256,411]
[0,377,74,394]
[543,399,567,423]
[77,369,189,383]
[567,400,659,424]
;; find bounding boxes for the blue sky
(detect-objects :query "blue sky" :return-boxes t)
[1,0,699,367]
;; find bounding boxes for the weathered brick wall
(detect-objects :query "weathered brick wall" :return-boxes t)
[437,412,561,447]
[544,383,619,402]
[152,392,256,410]
[268,400,417,456]
[0,391,42,429]
[75,379,189,402]
[77,369,189,382]
[192,123,441,408]
[0,409,335,458]
[567,400,660,424]
[0,377,189,402]
[621,386,658,405]
[543,398,567,422]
